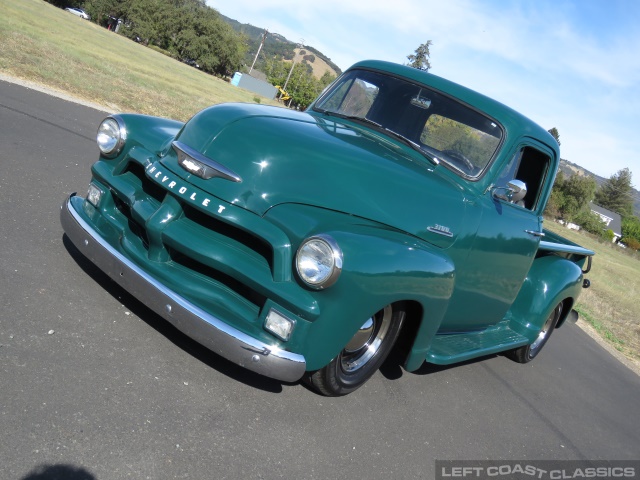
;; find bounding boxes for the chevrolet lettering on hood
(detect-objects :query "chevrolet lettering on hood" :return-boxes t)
[146,163,216,209]
[60,60,593,397]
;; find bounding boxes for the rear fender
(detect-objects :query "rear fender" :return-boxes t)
[507,255,584,341]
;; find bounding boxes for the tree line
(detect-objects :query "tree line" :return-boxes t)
[50,0,337,106]
[50,0,246,76]
[545,154,640,249]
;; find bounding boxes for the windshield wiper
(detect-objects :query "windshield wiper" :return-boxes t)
[383,128,439,166]
[314,109,438,166]
[314,108,382,128]
[343,115,382,128]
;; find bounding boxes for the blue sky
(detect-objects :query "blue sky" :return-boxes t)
[207,0,639,184]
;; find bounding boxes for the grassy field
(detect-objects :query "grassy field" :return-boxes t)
[3,0,639,367]
[545,221,640,363]
[0,0,278,120]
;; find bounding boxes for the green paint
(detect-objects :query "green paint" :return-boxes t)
[64,60,593,379]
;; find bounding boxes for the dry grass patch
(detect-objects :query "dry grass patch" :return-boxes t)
[545,221,640,362]
[1,0,279,120]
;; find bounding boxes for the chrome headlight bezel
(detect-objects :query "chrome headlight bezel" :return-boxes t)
[96,115,127,158]
[295,234,343,290]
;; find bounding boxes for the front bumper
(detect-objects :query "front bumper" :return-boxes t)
[60,194,306,382]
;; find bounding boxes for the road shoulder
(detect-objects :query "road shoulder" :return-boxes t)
[576,320,640,376]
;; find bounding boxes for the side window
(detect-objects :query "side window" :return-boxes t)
[495,150,522,189]
[340,79,379,117]
[318,79,352,111]
[496,146,550,210]
[318,78,379,117]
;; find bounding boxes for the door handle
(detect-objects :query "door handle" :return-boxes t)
[525,230,545,237]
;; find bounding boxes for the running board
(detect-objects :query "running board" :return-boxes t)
[426,324,530,365]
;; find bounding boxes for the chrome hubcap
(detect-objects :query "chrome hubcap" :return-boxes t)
[530,304,562,354]
[344,317,375,352]
[341,305,393,373]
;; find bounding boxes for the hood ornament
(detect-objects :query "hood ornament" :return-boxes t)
[172,141,242,182]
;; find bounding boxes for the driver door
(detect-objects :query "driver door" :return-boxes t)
[443,142,553,330]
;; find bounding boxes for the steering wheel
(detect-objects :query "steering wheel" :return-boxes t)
[442,150,475,173]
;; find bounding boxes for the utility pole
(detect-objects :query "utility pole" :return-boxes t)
[249,29,268,75]
[281,39,304,93]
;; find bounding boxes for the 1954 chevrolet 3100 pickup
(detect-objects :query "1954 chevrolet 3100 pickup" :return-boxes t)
[61,60,594,396]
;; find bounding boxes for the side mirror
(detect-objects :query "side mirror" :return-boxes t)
[492,179,527,203]
[507,179,527,202]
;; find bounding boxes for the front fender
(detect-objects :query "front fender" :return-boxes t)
[119,114,184,154]
[264,204,455,370]
[305,227,455,369]
[507,255,584,341]
[95,114,184,171]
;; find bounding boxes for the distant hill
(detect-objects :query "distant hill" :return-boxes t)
[220,14,342,79]
[559,159,640,216]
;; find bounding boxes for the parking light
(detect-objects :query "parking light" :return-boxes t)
[264,308,295,341]
[86,183,103,208]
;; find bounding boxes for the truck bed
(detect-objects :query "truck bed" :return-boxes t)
[540,229,595,257]
[539,228,595,275]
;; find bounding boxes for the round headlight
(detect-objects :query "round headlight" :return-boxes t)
[97,116,126,157]
[296,234,343,289]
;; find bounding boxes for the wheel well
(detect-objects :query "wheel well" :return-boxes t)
[391,300,423,360]
[555,298,574,328]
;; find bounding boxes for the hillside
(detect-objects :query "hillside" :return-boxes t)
[291,47,336,79]
[559,159,640,216]
[220,14,342,79]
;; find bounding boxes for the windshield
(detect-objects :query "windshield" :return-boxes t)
[312,69,503,177]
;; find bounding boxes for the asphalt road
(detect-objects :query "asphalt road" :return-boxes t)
[1,79,639,480]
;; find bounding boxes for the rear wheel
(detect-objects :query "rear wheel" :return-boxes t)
[306,304,405,396]
[507,302,563,363]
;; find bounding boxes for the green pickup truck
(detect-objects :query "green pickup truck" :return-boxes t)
[61,60,594,396]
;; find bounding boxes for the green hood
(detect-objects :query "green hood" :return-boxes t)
[163,103,468,245]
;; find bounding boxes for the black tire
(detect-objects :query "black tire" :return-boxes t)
[306,304,405,396]
[507,302,563,363]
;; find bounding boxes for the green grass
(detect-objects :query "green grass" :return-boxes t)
[3,0,639,366]
[545,221,640,362]
[575,305,625,351]
[0,0,279,120]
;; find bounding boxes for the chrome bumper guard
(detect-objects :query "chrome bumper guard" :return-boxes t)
[60,194,306,383]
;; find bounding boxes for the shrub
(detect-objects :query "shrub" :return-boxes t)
[574,210,606,236]
[625,237,640,251]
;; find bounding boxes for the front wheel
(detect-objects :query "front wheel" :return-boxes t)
[306,304,405,396]
[507,302,563,363]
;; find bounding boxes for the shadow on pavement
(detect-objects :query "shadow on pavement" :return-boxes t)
[21,464,96,480]
[62,234,293,394]
[379,346,499,380]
